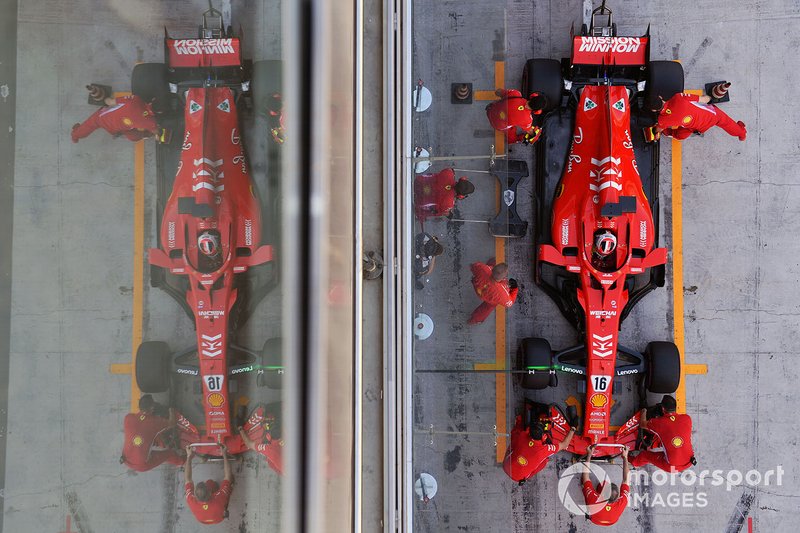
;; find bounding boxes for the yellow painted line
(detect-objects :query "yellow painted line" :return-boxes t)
[104,92,144,413]
[130,136,145,413]
[686,364,708,375]
[110,363,132,375]
[474,90,497,101]
[471,61,508,462]
[671,135,687,414]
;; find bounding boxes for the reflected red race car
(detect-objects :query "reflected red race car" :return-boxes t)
[131,8,282,460]
[514,4,686,460]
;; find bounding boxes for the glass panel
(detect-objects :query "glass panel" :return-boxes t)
[3,2,291,531]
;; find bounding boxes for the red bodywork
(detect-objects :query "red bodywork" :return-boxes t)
[149,87,273,455]
[538,85,667,454]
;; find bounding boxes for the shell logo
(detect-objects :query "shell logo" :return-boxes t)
[208,393,225,407]
[517,456,528,466]
[590,394,607,408]
[672,436,684,448]
[682,116,692,125]
[132,435,143,447]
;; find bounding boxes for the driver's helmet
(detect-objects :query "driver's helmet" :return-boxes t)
[198,231,220,257]
[594,231,617,256]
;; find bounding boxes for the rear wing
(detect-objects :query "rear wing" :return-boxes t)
[164,35,243,68]
[571,35,649,66]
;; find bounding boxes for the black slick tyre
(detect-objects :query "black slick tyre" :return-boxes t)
[521,59,562,112]
[646,341,681,393]
[519,337,553,390]
[260,337,283,389]
[135,341,171,393]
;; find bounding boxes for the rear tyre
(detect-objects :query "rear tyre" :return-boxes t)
[259,337,283,389]
[645,61,685,113]
[646,341,681,393]
[131,63,169,113]
[519,338,553,390]
[521,59,562,113]
[136,341,171,393]
[251,60,283,118]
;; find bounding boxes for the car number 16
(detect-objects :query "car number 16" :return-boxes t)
[592,375,610,392]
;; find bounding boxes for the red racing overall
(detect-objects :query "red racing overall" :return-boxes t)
[413,169,469,221]
[658,93,746,140]
[71,95,158,142]
[582,480,630,526]
[631,412,694,472]
[185,479,233,525]
[485,89,542,144]
[468,259,518,324]
[122,411,183,472]
[502,415,558,481]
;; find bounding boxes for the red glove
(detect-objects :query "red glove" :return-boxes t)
[71,123,81,143]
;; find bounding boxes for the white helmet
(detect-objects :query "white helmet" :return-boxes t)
[594,231,617,256]
[198,231,220,257]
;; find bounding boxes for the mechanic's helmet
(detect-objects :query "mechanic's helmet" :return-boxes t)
[198,231,220,257]
[527,93,548,114]
[594,231,617,256]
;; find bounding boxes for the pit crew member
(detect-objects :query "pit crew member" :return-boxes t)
[581,445,631,526]
[413,168,475,222]
[414,232,444,289]
[468,259,518,325]
[238,404,284,475]
[485,89,547,145]
[652,93,746,141]
[503,414,576,483]
[184,444,234,525]
[630,395,696,472]
[71,94,159,143]
[120,394,184,472]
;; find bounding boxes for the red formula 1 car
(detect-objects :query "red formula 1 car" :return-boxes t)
[131,7,282,460]
[514,4,686,459]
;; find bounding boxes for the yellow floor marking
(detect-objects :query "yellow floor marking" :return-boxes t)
[671,91,708,413]
[470,61,509,462]
[110,363,132,375]
[474,90,497,101]
[130,135,145,413]
[104,92,145,413]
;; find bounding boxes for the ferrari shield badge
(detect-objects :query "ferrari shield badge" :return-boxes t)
[503,189,515,206]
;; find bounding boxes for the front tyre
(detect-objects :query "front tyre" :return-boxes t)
[135,341,171,393]
[645,341,681,393]
[519,338,553,390]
